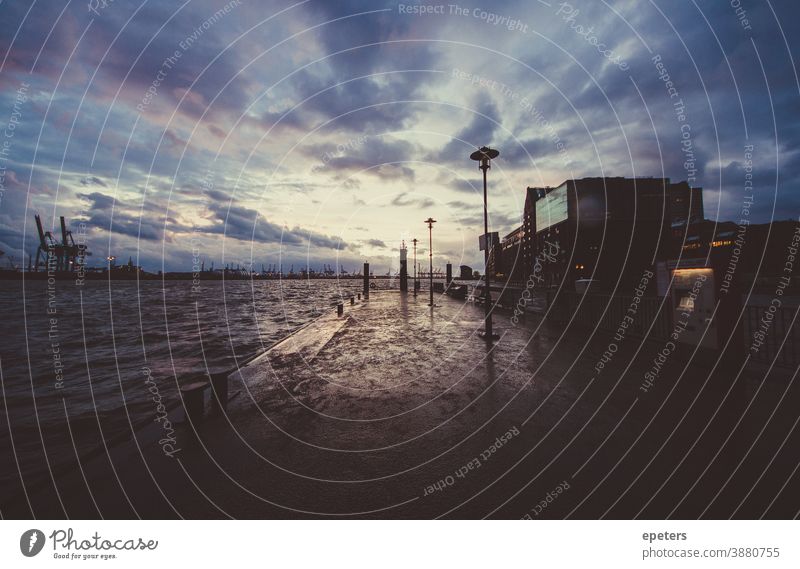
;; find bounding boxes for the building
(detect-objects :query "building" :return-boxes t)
[669,218,799,290]
[668,181,704,226]
[514,177,703,292]
[657,218,799,352]
[496,176,798,359]
[487,226,525,283]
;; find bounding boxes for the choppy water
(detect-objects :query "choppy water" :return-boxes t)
[0,278,403,486]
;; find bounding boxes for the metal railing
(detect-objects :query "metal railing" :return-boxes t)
[743,304,800,368]
[549,291,673,342]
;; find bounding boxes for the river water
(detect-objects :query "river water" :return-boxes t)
[0,278,406,488]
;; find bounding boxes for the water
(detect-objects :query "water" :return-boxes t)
[0,278,401,486]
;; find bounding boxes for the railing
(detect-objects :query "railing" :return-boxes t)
[550,293,799,368]
[549,291,673,342]
[743,304,800,368]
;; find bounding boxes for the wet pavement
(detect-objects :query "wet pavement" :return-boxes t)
[6,290,799,519]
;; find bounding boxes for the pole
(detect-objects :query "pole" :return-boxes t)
[481,161,493,339]
[429,224,433,306]
[413,238,418,297]
[470,146,499,341]
[424,218,436,307]
[363,262,369,299]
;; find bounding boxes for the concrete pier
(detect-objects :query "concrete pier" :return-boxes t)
[5,291,792,519]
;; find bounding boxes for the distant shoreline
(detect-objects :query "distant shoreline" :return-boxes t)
[0,269,447,282]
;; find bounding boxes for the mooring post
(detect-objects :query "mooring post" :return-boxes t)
[350,296,355,305]
[337,303,344,316]
[180,381,208,425]
[210,373,228,414]
[363,262,370,298]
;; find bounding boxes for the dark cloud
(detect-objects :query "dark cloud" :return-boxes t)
[204,202,345,249]
[498,136,561,166]
[80,176,108,187]
[435,92,501,165]
[390,193,434,209]
[75,191,178,242]
[447,179,481,194]
[292,1,441,133]
[446,200,478,211]
[310,136,417,180]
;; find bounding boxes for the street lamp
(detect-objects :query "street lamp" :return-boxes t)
[424,217,436,307]
[412,237,418,297]
[470,145,500,341]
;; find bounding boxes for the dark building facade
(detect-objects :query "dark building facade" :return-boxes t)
[484,176,798,358]
[657,218,799,352]
[487,226,525,283]
[509,177,704,292]
[670,219,799,294]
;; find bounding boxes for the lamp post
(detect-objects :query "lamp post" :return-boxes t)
[412,238,418,297]
[470,146,500,341]
[424,217,436,307]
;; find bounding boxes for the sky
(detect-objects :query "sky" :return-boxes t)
[0,0,798,273]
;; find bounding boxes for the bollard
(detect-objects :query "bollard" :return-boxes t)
[350,296,355,305]
[357,293,361,300]
[337,303,344,316]
[363,262,370,298]
[180,381,209,424]
[210,373,229,414]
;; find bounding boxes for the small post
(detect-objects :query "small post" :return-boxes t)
[358,293,361,300]
[211,373,229,414]
[337,303,344,316]
[180,381,209,425]
[350,296,355,305]
[363,262,370,298]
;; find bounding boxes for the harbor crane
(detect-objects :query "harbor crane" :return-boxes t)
[34,214,88,272]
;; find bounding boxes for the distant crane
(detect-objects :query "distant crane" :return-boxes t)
[2,251,18,270]
[33,214,87,272]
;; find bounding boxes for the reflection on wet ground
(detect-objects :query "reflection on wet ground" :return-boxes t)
[6,291,799,519]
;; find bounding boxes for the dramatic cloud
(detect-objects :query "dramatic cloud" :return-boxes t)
[204,202,345,250]
[390,193,435,209]
[0,0,797,272]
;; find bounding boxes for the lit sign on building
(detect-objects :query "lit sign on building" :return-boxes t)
[536,183,568,232]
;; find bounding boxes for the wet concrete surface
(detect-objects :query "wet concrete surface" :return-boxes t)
[5,291,799,519]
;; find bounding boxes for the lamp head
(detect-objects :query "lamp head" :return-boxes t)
[470,145,499,166]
